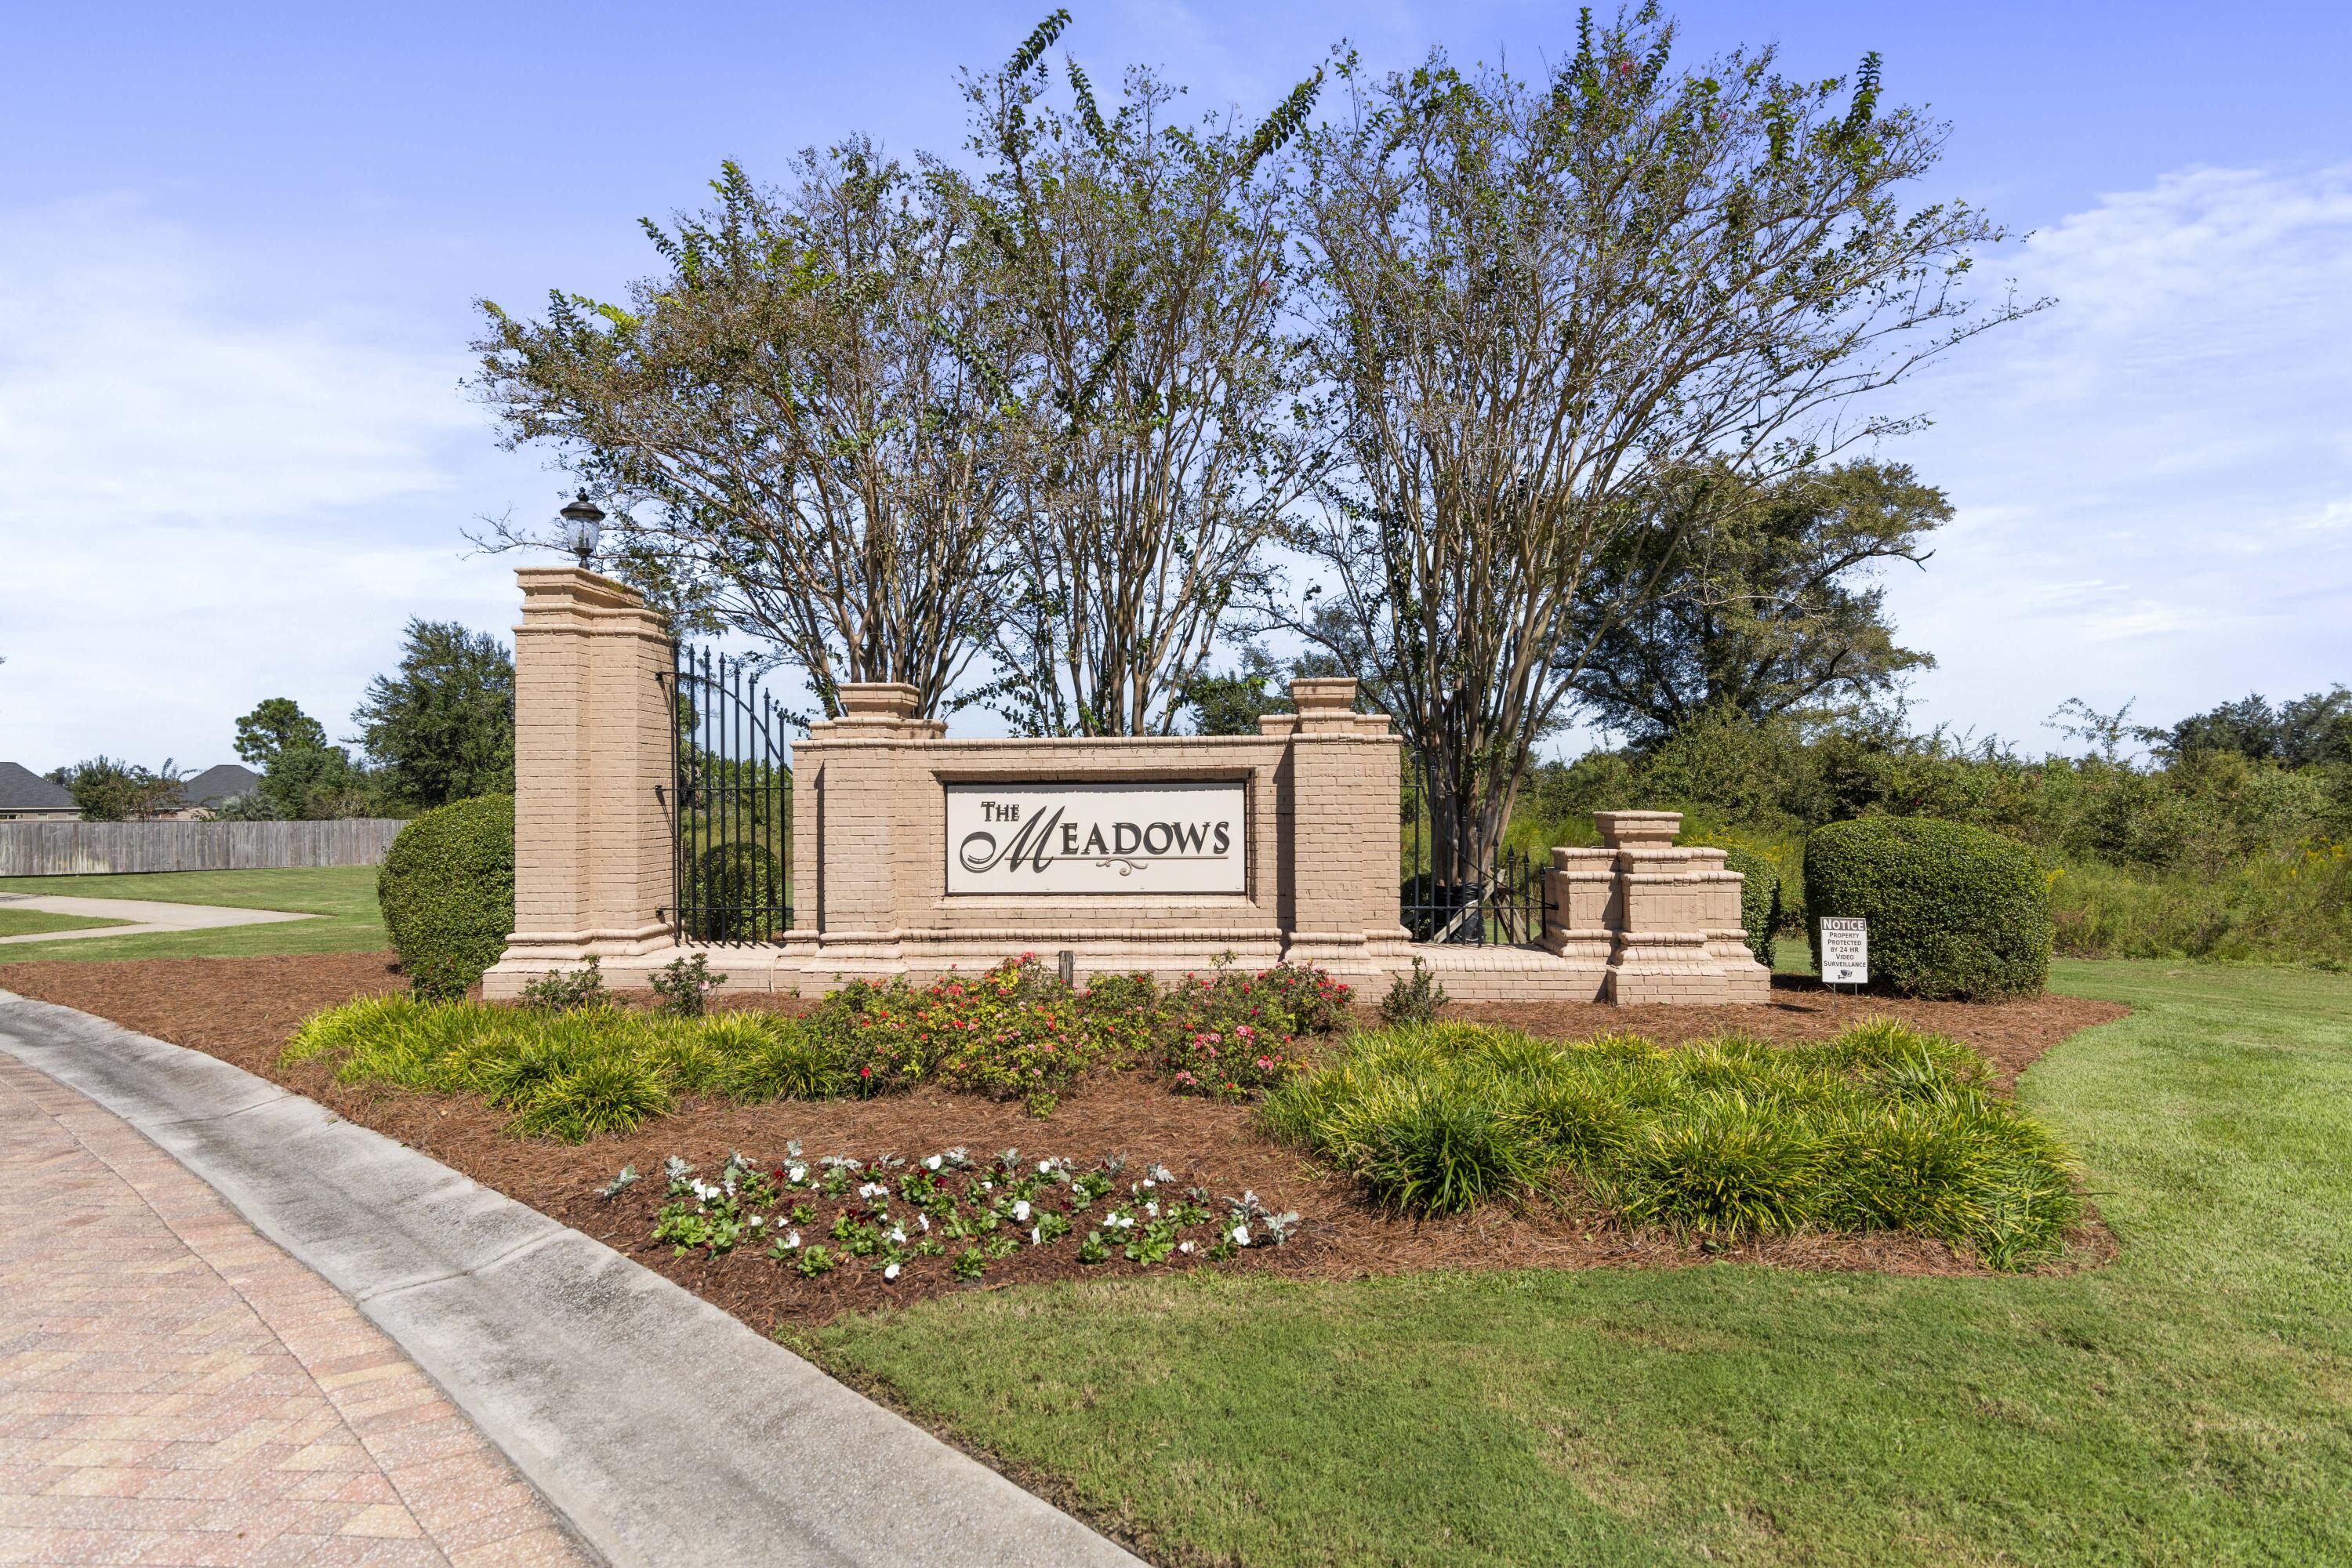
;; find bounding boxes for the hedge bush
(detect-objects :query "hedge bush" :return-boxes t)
[1716,845,1784,964]
[692,841,784,942]
[1805,818,2053,1000]
[379,793,514,999]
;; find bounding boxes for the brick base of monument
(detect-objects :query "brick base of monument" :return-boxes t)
[477,572,1766,1009]
[485,809,1769,1006]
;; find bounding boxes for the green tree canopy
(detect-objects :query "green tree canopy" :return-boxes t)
[1273,10,2031,887]
[956,13,1326,735]
[233,698,329,768]
[473,136,1024,723]
[2166,688,2352,768]
[50,757,186,821]
[1567,461,1948,744]
[353,619,516,808]
[231,698,376,819]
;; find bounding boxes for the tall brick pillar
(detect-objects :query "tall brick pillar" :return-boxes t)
[1269,677,1408,975]
[482,568,679,996]
[782,682,946,978]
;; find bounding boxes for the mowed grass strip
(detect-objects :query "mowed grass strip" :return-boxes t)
[808,960,2352,1566]
[0,866,388,961]
[0,908,132,938]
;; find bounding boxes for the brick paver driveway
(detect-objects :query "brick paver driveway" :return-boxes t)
[0,1057,591,1566]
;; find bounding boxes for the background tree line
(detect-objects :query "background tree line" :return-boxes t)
[49,619,515,822]
[472,4,2027,892]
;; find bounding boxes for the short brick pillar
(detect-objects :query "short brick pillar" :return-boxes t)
[482,568,678,996]
[1544,810,1771,1004]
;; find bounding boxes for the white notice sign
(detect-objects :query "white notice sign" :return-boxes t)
[945,782,1247,895]
[1819,916,1869,985]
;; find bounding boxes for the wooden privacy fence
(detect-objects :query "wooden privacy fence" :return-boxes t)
[0,819,407,877]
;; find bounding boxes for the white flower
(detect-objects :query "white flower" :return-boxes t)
[1013,1200,1032,1221]
[1029,1226,1042,1245]
[1179,1240,1196,1254]
[884,1262,901,1281]
[788,1165,806,1183]
[858,1181,887,1200]
[750,1215,765,1228]
[782,1231,801,1249]
[979,1179,993,1191]
[917,1213,931,1232]
[925,1155,942,1171]
[1144,1201,1160,1218]
[1038,1160,1052,1174]
[1140,1178,1156,1189]
[1231,1225,1250,1247]
[890,1227,906,1245]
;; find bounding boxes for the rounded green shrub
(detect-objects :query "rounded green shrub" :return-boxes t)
[691,842,784,942]
[1719,846,1784,965]
[379,793,514,999]
[1805,818,2053,1000]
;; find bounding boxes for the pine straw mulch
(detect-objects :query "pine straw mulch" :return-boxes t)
[0,953,2129,1329]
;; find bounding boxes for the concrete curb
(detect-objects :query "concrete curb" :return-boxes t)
[0,989,1145,1568]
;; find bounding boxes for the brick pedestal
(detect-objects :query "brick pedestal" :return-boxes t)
[482,568,677,997]
[1539,811,1771,1004]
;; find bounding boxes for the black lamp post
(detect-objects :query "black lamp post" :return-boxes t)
[557,492,604,568]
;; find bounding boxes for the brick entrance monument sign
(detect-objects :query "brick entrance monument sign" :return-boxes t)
[483,569,1767,1004]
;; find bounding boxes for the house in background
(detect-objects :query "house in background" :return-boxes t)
[169,763,264,819]
[0,763,82,822]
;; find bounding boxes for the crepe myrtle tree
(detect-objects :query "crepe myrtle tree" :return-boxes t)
[953,12,1328,735]
[470,139,1026,723]
[1270,7,2038,902]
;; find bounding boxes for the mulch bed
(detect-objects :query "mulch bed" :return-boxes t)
[1,953,2129,1330]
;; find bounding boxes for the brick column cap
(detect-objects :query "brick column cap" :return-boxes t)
[837,682,922,718]
[1290,677,1358,710]
[1595,810,1683,848]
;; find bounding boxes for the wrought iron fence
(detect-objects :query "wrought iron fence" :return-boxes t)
[662,646,793,943]
[1399,783,1549,945]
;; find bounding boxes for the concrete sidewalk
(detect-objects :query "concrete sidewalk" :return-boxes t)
[0,892,314,946]
[0,991,1145,1568]
[0,1054,591,1566]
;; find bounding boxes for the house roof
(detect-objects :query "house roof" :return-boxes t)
[0,762,77,811]
[177,764,263,806]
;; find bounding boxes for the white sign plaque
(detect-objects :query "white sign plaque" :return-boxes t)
[945,781,1247,895]
[1819,916,1869,985]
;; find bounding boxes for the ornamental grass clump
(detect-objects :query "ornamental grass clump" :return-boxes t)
[285,953,1356,1137]
[287,995,826,1142]
[1263,1017,2083,1269]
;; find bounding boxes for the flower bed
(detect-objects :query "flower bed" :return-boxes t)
[1264,1017,2082,1269]
[283,955,1352,1139]
[633,1145,1298,1290]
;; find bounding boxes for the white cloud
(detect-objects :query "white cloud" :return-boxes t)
[0,197,477,523]
[0,198,526,770]
[1880,162,2352,743]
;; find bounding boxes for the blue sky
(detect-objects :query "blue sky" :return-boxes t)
[4,2,2348,769]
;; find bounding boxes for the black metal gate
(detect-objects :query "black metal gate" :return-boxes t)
[662,646,792,943]
[1399,782,1548,945]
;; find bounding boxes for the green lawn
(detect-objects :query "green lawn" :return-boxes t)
[0,908,132,938]
[810,960,2352,1566]
[0,866,388,962]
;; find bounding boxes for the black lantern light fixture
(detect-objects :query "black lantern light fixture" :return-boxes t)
[557,492,605,568]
